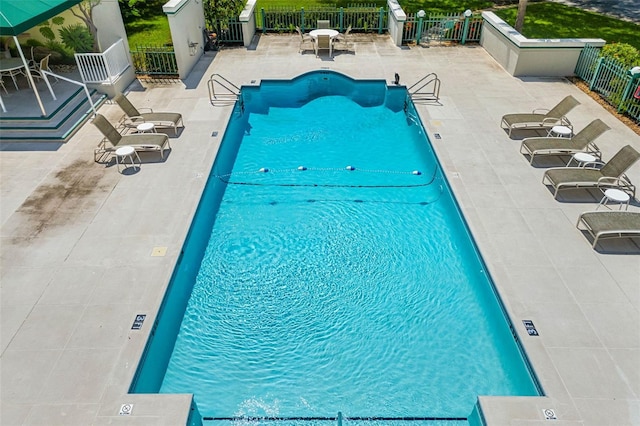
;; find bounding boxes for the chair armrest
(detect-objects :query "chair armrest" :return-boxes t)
[138,107,153,113]
[532,108,550,114]
[541,117,562,125]
[597,175,636,197]
[581,160,605,169]
[586,142,601,159]
[119,115,147,128]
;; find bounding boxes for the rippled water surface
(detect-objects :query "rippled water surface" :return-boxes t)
[159,93,537,420]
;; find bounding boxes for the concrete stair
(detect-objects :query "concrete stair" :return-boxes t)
[0,86,107,143]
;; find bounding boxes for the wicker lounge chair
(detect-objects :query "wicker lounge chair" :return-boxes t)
[92,113,171,162]
[520,118,610,164]
[542,144,640,199]
[114,93,184,134]
[576,211,640,248]
[501,95,580,137]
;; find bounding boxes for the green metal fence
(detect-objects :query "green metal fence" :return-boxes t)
[130,45,178,76]
[575,44,640,122]
[258,4,387,33]
[209,18,244,44]
[402,12,483,45]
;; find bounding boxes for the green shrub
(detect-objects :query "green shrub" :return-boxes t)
[45,40,76,64]
[25,39,45,47]
[59,24,94,53]
[600,43,640,68]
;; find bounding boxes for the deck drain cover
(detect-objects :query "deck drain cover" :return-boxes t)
[433,133,441,139]
[120,403,133,415]
[523,320,539,336]
[543,408,556,420]
[131,314,146,330]
[211,131,218,137]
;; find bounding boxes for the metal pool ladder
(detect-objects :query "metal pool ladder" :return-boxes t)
[408,73,441,104]
[208,73,240,106]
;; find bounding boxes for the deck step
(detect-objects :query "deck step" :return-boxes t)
[0,89,107,143]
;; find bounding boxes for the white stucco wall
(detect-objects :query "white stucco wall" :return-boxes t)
[93,0,131,53]
[480,12,605,77]
[239,0,257,48]
[163,0,206,79]
[387,0,406,47]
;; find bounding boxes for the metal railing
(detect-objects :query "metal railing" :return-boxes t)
[408,73,441,103]
[130,45,178,76]
[402,12,482,45]
[575,44,640,122]
[75,38,130,84]
[209,18,244,44]
[42,70,98,116]
[208,73,241,106]
[258,4,387,33]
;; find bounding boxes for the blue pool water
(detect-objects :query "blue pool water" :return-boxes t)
[131,71,540,423]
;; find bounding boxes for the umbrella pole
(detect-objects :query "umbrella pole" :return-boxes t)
[13,36,47,116]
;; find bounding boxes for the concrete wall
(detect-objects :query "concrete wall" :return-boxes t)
[17,9,84,47]
[163,0,206,79]
[91,0,135,96]
[480,12,605,77]
[239,0,257,48]
[94,0,130,53]
[387,0,406,47]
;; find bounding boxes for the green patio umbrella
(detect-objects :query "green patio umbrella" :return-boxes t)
[0,0,82,115]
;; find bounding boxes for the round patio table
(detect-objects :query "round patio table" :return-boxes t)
[0,57,27,90]
[309,29,339,40]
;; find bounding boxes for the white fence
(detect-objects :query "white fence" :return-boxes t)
[75,38,131,84]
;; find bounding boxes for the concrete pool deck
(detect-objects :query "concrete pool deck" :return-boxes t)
[1,33,639,425]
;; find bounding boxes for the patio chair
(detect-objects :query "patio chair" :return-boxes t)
[542,144,640,199]
[317,20,330,29]
[0,78,7,94]
[334,25,352,52]
[500,95,581,137]
[422,19,456,45]
[315,34,333,58]
[92,113,171,162]
[296,26,313,53]
[576,211,640,248]
[29,54,56,84]
[520,118,610,164]
[113,93,184,135]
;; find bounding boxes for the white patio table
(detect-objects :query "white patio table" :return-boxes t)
[309,29,339,40]
[0,57,27,90]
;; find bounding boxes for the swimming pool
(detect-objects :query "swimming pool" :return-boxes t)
[131,71,540,424]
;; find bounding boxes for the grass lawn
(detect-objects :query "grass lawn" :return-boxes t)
[125,14,173,48]
[493,2,640,50]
